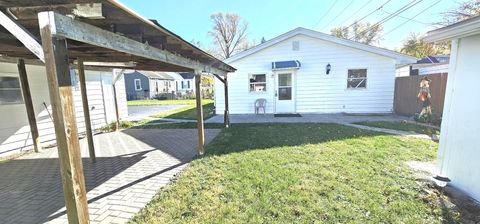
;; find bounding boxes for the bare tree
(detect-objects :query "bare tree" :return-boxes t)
[439,0,480,25]
[208,13,248,59]
[331,22,383,45]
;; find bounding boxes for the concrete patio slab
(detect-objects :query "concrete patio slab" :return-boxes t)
[127,105,186,121]
[0,129,221,224]
[206,113,411,124]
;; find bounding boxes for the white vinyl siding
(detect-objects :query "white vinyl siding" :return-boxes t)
[0,62,128,157]
[215,34,396,114]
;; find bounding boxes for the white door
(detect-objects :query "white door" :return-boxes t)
[275,72,295,113]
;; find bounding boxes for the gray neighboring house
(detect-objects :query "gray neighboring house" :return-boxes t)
[124,70,176,100]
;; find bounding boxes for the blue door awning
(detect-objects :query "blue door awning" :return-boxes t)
[271,60,301,70]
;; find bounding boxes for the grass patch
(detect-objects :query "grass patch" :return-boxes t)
[127,99,200,106]
[135,122,225,129]
[152,99,214,120]
[355,121,440,135]
[131,123,456,223]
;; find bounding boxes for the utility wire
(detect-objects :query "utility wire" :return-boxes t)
[337,0,373,26]
[320,0,355,31]
[357,0,424,37]
[313,0,339,28]
[381,0,442,37]
[380,9,430,25]
[342,0,392,31]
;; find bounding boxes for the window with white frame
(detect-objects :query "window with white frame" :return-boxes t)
[249,74,266,92]
[134,79,142,90]
[347,69,367,89]
[0,76,23,105]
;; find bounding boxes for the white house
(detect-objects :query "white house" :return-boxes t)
[214,27,416,114]
[395,55,449,77]
[0,62,128,157]
[425,16,480,202]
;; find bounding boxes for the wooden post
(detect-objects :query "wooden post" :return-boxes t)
[77,58,96,163]
[39,12,90,224]
[224,74,230,128]
[195,72,205,155]
[112,82,120,131]
[17,59,41,152]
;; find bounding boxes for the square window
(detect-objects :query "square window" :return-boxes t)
[0,76,23,105]
[347,69,367,89]
[249,74,267,92]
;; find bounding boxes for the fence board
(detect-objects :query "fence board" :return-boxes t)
[394,73,448,116]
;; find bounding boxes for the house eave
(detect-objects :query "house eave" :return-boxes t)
[424,15,480,42]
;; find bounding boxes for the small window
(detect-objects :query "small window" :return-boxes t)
[292,41,300,51]
[0,76,23,105]
[134,79,142,91]
[249,74,267,92]
[347,69,367,89]
[187,81,190,89]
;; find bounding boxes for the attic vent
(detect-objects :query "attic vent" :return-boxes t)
[292,41,300,51]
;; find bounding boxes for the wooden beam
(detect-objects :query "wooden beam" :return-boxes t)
[17,58,41,152]
[38,12,90,224]
[7,3,104,20]
[39,11,234,74]
[77,58,96,163]
[195,72,205,155]
[0,10,44,62]
[224,74,230,128]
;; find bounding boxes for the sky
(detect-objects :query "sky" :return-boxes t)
[118,0,459,51]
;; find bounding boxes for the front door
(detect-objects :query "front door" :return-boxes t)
[275,72,295,113]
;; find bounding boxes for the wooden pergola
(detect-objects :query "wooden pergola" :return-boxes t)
[0,1,234,223]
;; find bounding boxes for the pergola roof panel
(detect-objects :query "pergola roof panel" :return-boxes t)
[0,0,235,73]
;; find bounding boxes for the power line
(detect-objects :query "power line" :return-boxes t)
[320,0,355,31]
[337,0,374,26]
[342,0,392,31]
[381,0,443,37]
[380,9,430,25]
[313,0,339,28]
[357,0,424,37]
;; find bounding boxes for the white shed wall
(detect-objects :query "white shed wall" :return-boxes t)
[0,62,128,157]
[437,34,480,201]
[215,34,397,114]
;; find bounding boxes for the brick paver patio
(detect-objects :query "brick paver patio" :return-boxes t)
[0,129,221,224]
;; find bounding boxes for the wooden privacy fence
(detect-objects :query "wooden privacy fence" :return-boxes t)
[394,73,448,116]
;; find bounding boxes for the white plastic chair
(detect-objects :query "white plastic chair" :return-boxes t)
[254,98,267,114]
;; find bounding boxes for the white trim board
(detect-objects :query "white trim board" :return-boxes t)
[224,27,417,64]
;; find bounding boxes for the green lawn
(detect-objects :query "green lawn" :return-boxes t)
[137,122,225,129]
[354,121,440,135]
[131,123,457,223]
[152,99,215,120]
[127,99,199,106]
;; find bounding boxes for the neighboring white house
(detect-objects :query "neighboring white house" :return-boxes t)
[0,62,128,157]
[214,27,416,114]
[425,16,480,202]
[395,55,449,77]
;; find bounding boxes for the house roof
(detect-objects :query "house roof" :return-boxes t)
[224,27,417,65]
[424,15,480,42]
[125,71,174,80]
[417,56,439,64]
[178,72,195,80]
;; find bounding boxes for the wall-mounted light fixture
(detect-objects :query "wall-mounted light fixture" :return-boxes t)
[326,63,331,75]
